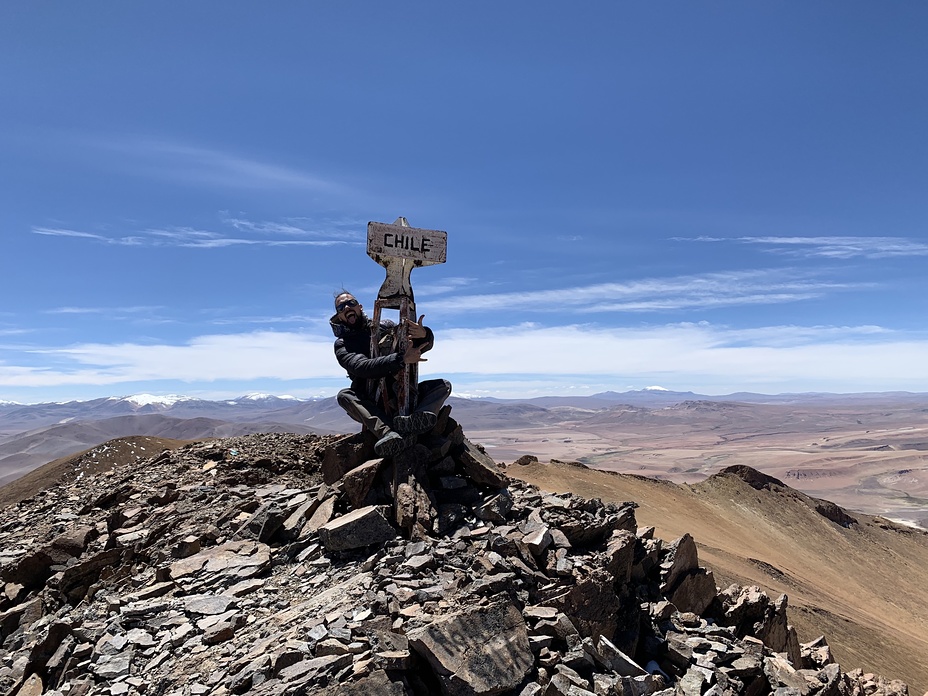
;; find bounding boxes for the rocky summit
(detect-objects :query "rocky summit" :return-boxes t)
[0,406,914,696]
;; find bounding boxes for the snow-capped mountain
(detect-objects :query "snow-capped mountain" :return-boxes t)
[115,394,202,408]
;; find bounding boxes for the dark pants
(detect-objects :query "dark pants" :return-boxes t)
[337,379,452,440]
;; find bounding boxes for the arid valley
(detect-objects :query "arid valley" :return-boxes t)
[468,397,928,529]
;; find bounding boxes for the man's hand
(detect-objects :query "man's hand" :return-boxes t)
[405,314,427,341]
[403,343,427,364]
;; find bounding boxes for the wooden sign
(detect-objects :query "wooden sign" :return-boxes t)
[367,221,447,265]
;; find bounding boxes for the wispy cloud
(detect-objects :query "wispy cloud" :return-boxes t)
[419,277,485,296]
[92,136,350,195]
[222,215,364,241]
[31,215,364,249]
[429,269,863,314]
[45,306,164,316]
[207,314,317,327]
[32,227,140,245]
[688,236,928,259]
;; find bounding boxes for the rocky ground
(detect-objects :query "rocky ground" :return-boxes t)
[0,409,917,696]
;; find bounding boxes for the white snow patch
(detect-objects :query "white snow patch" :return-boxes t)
[238,393,302,402]
[644,386,670,392]
[884,516,927,531]
[123,394,196,407]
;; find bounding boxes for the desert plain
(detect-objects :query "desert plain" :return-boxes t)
[469,398,928,529]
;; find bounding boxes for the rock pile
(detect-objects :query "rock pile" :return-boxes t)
[0,412,914,696]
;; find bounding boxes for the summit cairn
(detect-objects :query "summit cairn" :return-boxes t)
[321,404,509,539]
[0,431,915,696]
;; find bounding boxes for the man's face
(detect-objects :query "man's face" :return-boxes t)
[335,293,362,325]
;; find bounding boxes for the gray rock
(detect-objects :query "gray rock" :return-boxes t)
[91,650,132,679]
[322,433,372,485]
[204,620,236,644]
[588,634,648,677]
[238,502,288,543]
[756,594,802,668]
[523,527,553,556]
[169,540,271,581]
[0,430,912,696]
[332,669,410,695]
[319,506,396,551]
[278,653,354,682]
[456,438,509,489]
[800,636,833,670]
[343,458,385,509]
[669,568,717,616]
[678,666,708,696]
[183,594,238,615]
[660,534,700,594]
[409,600,534,695]
[306,495,337,533]
[171,535,201,558]
[606,530,637,585]
[764,654,809,693]
[474,489,514,523]
[13,673,44,696]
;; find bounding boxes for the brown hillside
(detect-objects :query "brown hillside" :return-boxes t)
[0,435,194,509]
[509,459,928,695]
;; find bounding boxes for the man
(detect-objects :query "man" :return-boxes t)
[331,291,452,457]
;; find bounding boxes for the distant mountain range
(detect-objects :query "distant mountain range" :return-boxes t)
[477,387,928,407]
[4,388,928,436]
[3,389,928,489]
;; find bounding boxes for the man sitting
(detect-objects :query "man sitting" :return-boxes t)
[330,291,452,457]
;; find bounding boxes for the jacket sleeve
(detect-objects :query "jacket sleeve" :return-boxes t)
[334,338,404,379]
[414,326,435,353]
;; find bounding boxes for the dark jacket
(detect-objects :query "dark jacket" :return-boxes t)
[330,313,434,399]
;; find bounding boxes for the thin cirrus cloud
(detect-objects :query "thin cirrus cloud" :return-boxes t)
[429,269,863,314]
[419,277,485,296]
[690,236,928,259]
[222,215,365,240]
[31,228,141,245]
[31,218,362,249]
[45,306,163,316]
[92,136,350,196]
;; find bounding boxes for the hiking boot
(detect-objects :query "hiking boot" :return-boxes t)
[374,431,415,457]
[393,411,437,435]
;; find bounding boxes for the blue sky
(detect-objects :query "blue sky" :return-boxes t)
[2,2,927,404]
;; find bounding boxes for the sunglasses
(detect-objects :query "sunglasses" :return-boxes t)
[336,299,359,312]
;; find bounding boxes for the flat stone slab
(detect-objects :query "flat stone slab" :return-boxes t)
[169,540,271,580]
[319,506,396,552]
[408,600,533,695]
[183,593,238,615]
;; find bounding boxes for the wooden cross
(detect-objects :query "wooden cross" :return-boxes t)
[367,217,448,416]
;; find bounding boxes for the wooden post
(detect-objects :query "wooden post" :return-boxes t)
[367,217,447,417]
